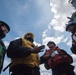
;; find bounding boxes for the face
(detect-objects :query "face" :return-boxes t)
[26,34,32,38]
[0,24,9,39]
[26,34,34,42]
[67,25,75,33]
[47,43,55,49]
[0,25,8,34]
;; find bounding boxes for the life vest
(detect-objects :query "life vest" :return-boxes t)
[47,46,72,69]
[11,38,40,67]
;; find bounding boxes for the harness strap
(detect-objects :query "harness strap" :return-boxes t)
[3,62,12,72]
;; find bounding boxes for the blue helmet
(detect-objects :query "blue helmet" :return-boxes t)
[66,22,76,31]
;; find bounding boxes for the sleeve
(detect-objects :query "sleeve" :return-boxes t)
[40,56,47,64]
[71,44,76,54]
[40,56,50,70]
[40,50,51,64]
[7,38,32,58]
[61,49,73,64]
[40,50,48,64]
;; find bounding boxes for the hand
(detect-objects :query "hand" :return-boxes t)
[31,45,45,53]
[43,51,51,58]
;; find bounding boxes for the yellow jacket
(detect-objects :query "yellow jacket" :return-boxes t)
[11,38,40,67]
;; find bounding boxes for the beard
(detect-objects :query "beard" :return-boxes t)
[0,28,6,39]
[26,37,34,43]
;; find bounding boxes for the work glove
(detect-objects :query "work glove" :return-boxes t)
[31,45,45,53]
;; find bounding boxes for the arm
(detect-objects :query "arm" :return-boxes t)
[40,51,51,70]
[40,50,51,64]
[7,38,32,58]
[40,56,47,64]
[61,49,73,63]
[7,38,45,58]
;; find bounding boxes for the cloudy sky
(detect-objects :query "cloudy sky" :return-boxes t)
[0,0,76,75]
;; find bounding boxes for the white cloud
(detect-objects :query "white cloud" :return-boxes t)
[3,59,10,69]
[15,37,21,40]
[2,58,10,74]
[42,0,75,47]
[34,41,41,46]
[49,0,75,32]
[42,36,63,45]
[71,54,76,72]
[62,37,68,42]
[66,39,72,46]
[4,41,9,47]
[40,64,52,75]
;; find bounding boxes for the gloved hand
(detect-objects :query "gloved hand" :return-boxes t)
[31,45,45,53]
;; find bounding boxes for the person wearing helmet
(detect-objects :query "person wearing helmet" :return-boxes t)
[0,21,10,73]
[66,22,76,54]
[7,32,49,75]
[66,22,76,33]
[23,32,34,43]
[44,41,75,75]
